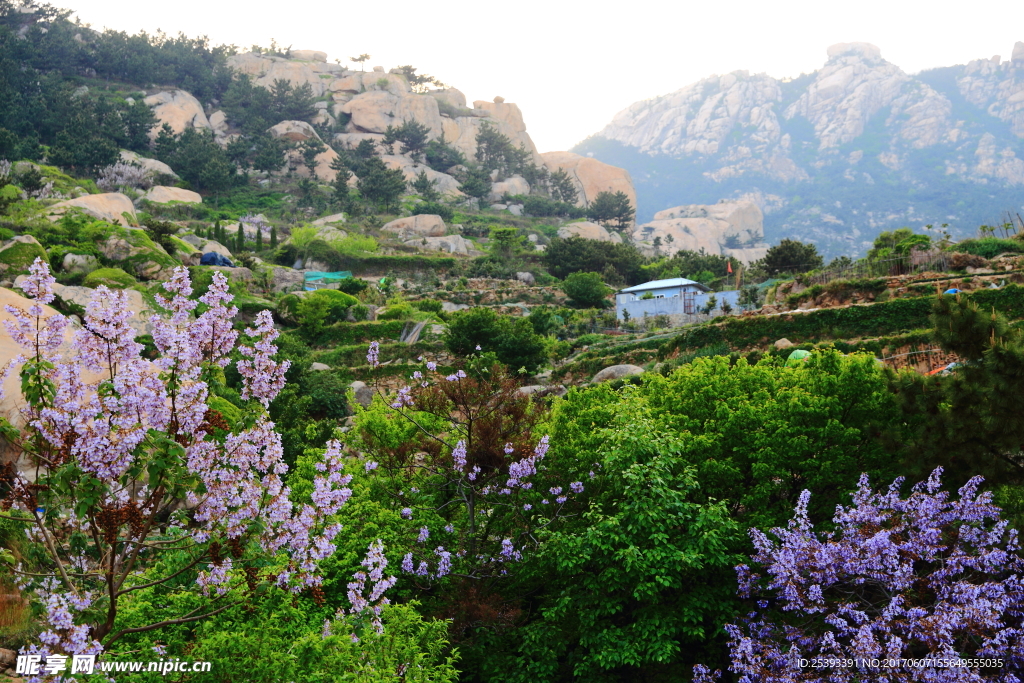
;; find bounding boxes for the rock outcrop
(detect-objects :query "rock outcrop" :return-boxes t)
[143,90,211,139]
[404,235,475,255]
[120,150,177,179]
[49,193,137,226]
[382,215,447,239]
[631,200,768,263]
[541,151,637,209]
[0,236,48,277]
[143,186,202,204]
[591,364,644,383]
[488,175,530,201]
[380,156,463,197]
[557,221,622,243]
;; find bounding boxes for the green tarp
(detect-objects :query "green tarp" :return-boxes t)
[786,349,811,366]
[304,271,353,283]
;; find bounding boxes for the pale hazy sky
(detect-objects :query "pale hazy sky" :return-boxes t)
[61,0,1024,152]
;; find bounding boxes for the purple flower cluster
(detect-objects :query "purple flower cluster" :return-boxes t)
[5,260,356,648]
[344,540,397,635]
[697,468,1024,682]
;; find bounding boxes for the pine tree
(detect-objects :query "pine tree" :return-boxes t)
[214,220,222,243]
[256,228,263,250]
[270,225,278,249]
[236,223,244,252]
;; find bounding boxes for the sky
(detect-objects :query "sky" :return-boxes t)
[60,0,1024,153]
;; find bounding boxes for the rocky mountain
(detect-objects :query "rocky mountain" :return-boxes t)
[577,42,1024,257]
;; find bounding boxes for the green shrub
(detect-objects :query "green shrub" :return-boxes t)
[412,299,444,314]
[949,237,1024,259]
[412,201,454,222]
[562,271,612,308]
[82,267,137,289]
[443,307,547,373]
[294,290,360,341]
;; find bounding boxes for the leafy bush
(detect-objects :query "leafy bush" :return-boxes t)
[948,237,1024,259]
[543,236,647,286]
[443,307,547,373]
[562,271,612,308]
[82,267,136,289]
[292,289,359,341]
[412,299,444,314]
[412,201,454,222]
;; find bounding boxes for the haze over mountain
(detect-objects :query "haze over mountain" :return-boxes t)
[576,42,1024,258]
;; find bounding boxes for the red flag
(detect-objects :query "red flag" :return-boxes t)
[727,261,733,274]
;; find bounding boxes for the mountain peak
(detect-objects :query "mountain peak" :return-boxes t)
[826,42,882,61]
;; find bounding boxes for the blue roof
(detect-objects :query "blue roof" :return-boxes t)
[619,278,710,293]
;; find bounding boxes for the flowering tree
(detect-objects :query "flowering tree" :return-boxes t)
[95,161,153,193]
[354,345,585,587]
[695,468,1024,682]
[0,260,353,668]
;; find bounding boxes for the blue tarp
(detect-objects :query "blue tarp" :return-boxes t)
[944,288,961,294]
[200,252,234,267]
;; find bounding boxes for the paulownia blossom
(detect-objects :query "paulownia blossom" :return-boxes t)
[355,344,586,582]
[0,260,353,676]
[694,468,1024,682]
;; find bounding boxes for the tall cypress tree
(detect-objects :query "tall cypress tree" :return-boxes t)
[236,224,244,252]
[270,225,278,249]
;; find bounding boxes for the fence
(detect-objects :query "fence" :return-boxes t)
[802,252,949,287]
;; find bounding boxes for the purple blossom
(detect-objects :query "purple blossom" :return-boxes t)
[346,540,397,634]
[390,385,414,409]
[452,440,467,471]
[435,546,452,577]
[367,341,380,368]
[401,508,413,519]
[698,468,1024,682]
[401,553,414,573]
[570,481,584,494]
[417,527,429,543]
[365,461,378,473]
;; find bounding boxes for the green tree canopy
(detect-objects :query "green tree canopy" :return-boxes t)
[586,190,635,230]
[443,307,546,373]
[760,238,823,275]
[561,271,612,308]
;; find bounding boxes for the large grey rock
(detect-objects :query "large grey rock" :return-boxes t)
[143,186,202,204]
[441,302,470,313]
[404,235,473,255]
[774,338,795,350]
[49,193,137,226]
[268,120,320,142]
[310,362,331,371]
[62,253,99,274]
[382,214,446,238]
[120,150,178,179]
[313,213,346,226]
[487,175,529,201]
[631,200,766,263]
[271,266,305,293]
[516,271,535,285]
[591,364,645,383]
[143,90,211,139]
[349,380,373,408]
[557,221,622,243]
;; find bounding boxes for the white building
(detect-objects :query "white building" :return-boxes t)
[615,277,741,321]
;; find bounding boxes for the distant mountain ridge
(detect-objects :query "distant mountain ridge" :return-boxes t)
[576,42,1024,258]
